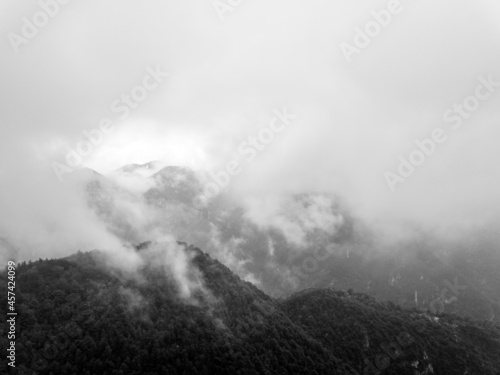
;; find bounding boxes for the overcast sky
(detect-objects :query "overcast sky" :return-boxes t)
[1,0,500,262]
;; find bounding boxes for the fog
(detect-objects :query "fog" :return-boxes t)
[1,0,500,269]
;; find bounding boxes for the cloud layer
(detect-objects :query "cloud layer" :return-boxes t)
[1,0,499,266]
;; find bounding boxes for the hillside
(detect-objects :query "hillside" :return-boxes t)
[76,162,500,325]
[1,243,500,375]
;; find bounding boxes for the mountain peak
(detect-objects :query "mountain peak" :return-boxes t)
[116,160,166,176]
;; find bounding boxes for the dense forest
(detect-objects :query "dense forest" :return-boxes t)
[1,243,500,375]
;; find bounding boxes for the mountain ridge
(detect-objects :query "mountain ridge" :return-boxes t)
[2,243,499,374]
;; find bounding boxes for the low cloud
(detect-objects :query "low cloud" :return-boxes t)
[242,194,344,248]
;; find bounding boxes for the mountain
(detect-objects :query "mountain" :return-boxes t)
[116,161,166,176]
[74,163,500,325]
[2,243,499,375]
[280,243,500,323]
[144,166,204,208]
